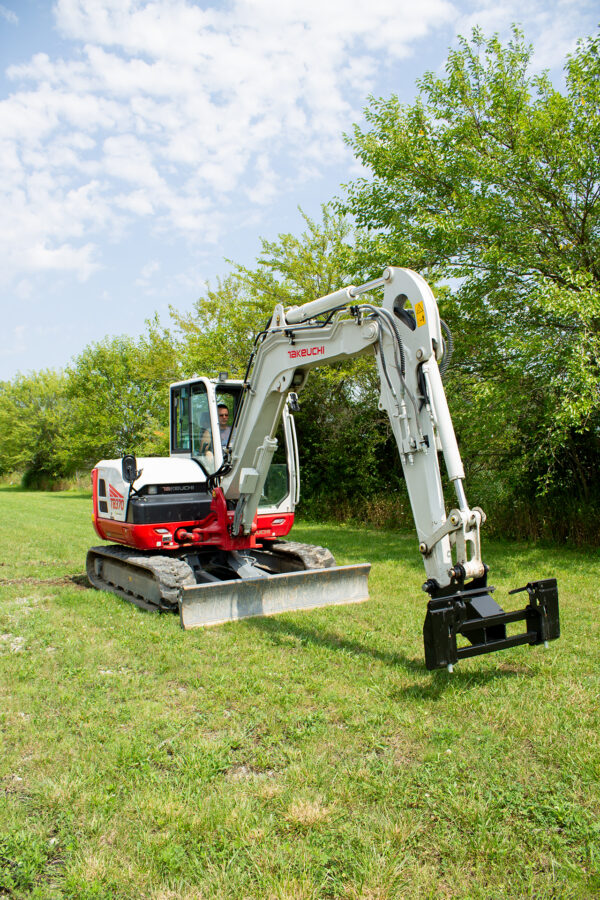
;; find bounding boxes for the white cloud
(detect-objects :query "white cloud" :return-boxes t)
[453,0,597,72]
[0,0,457,284]
[0,325,26,360]
[0,4,17,25]
[2,0,593,295]
[135,259,160,289]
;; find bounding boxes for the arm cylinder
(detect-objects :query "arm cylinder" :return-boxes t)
[285,288,355,324]
[423,359,465,483]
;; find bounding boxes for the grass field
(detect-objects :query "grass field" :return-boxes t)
[0,487,599,899]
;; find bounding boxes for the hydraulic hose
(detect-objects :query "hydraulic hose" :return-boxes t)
[439,319,454,378]
[359,304,425,445]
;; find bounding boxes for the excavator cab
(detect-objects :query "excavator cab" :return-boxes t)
[170,377,224,475]
[169,376,299,519]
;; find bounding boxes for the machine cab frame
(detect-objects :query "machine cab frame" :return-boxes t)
[169,377,299,515]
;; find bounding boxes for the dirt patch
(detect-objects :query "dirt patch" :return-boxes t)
[0,573,90,590]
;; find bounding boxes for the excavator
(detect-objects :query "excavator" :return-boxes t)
[87,267,560,670]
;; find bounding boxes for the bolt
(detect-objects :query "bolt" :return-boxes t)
[416,348,423,360]
[419,542,427,554]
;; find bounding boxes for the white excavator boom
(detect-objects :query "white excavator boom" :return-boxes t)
[181,267,559,668]
[219,266,482,592]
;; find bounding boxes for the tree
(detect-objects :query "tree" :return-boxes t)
[342,28,600,515]
[170,273,272,379]
[0,370,70,486]
[61,333,178,471]
[171,205,370,376]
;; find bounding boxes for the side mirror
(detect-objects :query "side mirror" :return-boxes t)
[121,454,141,484]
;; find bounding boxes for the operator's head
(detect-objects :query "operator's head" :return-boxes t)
[217,403,229,425]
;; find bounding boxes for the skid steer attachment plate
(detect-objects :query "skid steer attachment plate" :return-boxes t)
[423,577,560,670]
[179,563,371,629]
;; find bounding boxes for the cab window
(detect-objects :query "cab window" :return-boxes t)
[190,386,216,474]
[172,385,191,451]
[171,382,217,474]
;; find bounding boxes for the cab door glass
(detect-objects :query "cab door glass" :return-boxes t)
[259,422,289,508]
[190,384,216,474]
[215,388,240,451]
[172,386,190,450]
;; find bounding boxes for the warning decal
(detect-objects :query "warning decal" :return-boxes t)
[415,301,426,327]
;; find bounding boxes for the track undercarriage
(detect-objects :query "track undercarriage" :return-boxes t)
[86,541,371,628]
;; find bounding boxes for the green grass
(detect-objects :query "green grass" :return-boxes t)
[0,488,599,899]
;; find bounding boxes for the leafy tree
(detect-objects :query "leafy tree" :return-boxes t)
[170,273,272,379]
[342,28,600,511]
[171,206,369,374]
[0,370,70,486]
[60,333,178,470]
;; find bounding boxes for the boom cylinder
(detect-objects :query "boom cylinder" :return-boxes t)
[285,270,393,325]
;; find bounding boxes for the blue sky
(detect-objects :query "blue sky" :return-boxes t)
[0,0,598,381]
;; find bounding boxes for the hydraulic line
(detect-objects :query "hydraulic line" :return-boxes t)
[359,304,425,445]
[439,319,454,378]
[358,303,406,375]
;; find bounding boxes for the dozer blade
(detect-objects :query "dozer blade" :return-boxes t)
[179,563,371,629]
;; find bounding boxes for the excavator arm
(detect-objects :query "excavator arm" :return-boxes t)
[223,267,480,591]
[217,267,559,669]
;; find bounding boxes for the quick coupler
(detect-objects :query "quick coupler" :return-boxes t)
[422,575,560,671]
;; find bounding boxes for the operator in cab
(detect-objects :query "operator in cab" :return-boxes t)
[218,403,231,448]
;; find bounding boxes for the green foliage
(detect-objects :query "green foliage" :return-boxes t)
[169,207,396,500]
[236,207,388,500]
[60,333,179,470]
[0,329,181,482]
[343,27,600,505]
[0,370,69,485]
[171,273,272,378]
[171,206,367,377]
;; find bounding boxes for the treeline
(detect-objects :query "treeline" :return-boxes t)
[2,28,599,544]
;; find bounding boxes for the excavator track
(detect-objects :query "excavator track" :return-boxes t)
[250,540,336,573]
[86,545,196,612]
[269,540,336,569]
[87,541,370,629]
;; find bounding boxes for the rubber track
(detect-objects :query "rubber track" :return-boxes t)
[87,545,196,610]
[266,541,336,570]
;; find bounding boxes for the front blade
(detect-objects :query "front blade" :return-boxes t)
[179,563,371,629]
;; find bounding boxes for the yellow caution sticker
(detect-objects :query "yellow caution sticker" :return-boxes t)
[415,301,426,327]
